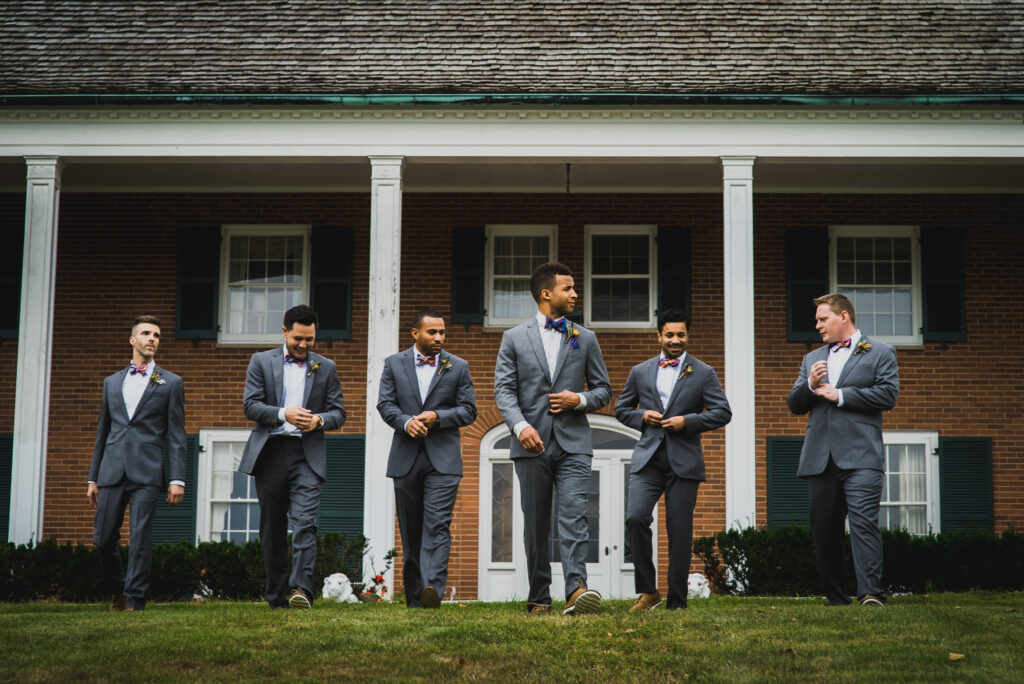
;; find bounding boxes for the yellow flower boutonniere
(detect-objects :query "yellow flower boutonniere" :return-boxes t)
[854,340,872,355]
[150,370,166,386]
[307,360,321,377]
[565,322,580,350]
[437,358,453,376]
[677,364,694,382]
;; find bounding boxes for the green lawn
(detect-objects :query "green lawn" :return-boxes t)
[1,593,1021,682]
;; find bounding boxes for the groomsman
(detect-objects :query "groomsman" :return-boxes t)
[788,293,898,607]
[88,315,186,611]
[615,309,731,611]
[494,262,611,614]
[377,309,477,608]
[238,305,346,609]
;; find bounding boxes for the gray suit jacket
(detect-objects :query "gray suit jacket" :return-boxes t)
[238,347,346,480]
[787,336,899,476]
[615,355,732,481]
[494,318,611,459]
[377,348,477,478]
[89,365,186,489]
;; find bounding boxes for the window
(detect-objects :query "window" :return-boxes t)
[880,432,940,536]
[584,225,656,328]
[484,225,556,327]
[196,429,260,543]
[219,225,310,345]
[830,226,921,346]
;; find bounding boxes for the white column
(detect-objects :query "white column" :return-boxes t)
[9,157,63,543]
[363,155,404,593]
[721,156,757,531]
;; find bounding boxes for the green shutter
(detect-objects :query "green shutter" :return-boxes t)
[151,435,199,544]
[311,226,353,341]
[939,437,993,534]
[176,227,220,340]
[921,228,966,343]
[318,435,365,538]
[0,434,12,539]
[0,225,24,338]
[786,227,829,344]
[766,437,810,529]
[657,226,691,316]
[451,226,485,324]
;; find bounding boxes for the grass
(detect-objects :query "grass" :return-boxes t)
[1,593,1022,682]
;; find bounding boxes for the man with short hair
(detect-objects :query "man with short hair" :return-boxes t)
[88,315,186,612]
[788,293,899,607]
[377,309,477,608]
[615,309,731,611]
[239,304,346,609]
[494,262,611,614]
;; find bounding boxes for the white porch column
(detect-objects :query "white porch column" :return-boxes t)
[9,157,63,543]
[363,155,404,591]
[721,156,757,531]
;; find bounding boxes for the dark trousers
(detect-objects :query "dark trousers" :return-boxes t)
[253,436,323,607]
[94,477,159,607]
[807,457,885,604]
[626,445,700,610]
[392,447,460,606]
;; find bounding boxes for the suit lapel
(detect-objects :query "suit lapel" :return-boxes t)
[271,347,285,405]
[114,367,132,421]
[402,348,423,409]
[551,331,570,384]
[301,352,318,407]
[130,364,158,421]
[423,350,446,404]
[836,337,868,387]
[526,320,551,384]
[665,356,691,409]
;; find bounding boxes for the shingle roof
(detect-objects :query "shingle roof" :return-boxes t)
[2,1,1023,97]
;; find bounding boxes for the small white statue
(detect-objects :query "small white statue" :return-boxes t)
[322,572,358,603]
[687,572,711,599]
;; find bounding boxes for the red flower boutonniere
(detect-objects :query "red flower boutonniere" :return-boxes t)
[150,370,166,386]
[854,340,872,355]
[437,358,453,376]
[565,322,580,350]
[677,364,694,382]
[306,360,320,377]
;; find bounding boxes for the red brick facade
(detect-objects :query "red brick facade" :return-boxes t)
[2,190,1021,600]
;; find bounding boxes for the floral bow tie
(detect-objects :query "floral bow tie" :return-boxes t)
[544,317,567,333]
[284,353,306,366]
[129,362,148,376]
[830,338,853,353]
[659,357,681,368]
[417,355,437,367]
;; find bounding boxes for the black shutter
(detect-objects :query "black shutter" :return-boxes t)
[451,226,485,324]
[786,227,829,343]
[0,225,24,338]
[176,227,220,340]
[151,435,199,544]
[0,434,12,539]
[318,435,365,538]
[311,226,353,341]
[766,437,810,529]
[657,226,692,316]
[939,437,993,534]
[921,228,966,343]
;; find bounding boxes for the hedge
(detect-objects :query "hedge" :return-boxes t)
[693,526,1024,596]
[0,532,368,602]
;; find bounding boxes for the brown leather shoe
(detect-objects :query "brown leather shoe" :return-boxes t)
[629,591,663,612]
[564,580,601,615]
[288,589,312,609]
[109,594,127,612]
[419,585,441,609]
[526,602,551,614]
[859,594,885,607]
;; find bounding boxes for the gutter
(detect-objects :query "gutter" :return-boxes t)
[1,93,1024,107]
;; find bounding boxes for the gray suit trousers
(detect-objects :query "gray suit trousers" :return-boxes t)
[94,478,159,607]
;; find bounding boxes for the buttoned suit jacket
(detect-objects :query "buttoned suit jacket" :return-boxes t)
[615,355,732,481]
[238,347,346,480]
[494,318,611,459]
[89,364,186,489]
[787,337,899,477]
[377,348,477,478]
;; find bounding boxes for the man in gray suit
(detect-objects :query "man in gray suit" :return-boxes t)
[494,262,611,614]
[377,309,477,608]
[788,293,899,607]
[615,309,731,611]
[238,305,346,609]
[88,315,186,612]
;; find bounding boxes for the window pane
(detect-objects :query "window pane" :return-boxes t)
[836,237,854,260]
[491,463,514,563]
[892,237,911,260]
[855,237,873,260]
[591,278,648,322]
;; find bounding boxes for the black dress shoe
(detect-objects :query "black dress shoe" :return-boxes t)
[419,585,441,609]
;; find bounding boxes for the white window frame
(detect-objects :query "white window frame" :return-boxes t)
[484,224,557,328]
[881,430,941,535]
[218,224,311,346]
[196,428,256,543]
[584,225,658,328]
[829,225,922,347]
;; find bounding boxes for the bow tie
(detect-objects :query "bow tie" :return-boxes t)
[284,353,306,366]
[659,357,681,368]
[417,355,437,367]
[129,362,148,376]
[544,317,567,333]
[830,338,853,353]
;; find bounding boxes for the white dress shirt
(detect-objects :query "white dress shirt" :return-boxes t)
[809,329,862,407]
[414,349,437,403]
[657,352,687,411]
[512,312,587,438]
[273,345,307,436]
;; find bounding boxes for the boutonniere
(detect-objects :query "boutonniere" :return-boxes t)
[437,358,453,376]
[306,359,320,377]
[677,364,694,382]
[853,340,872,355]
[565,322,580,350]
[150,370,166,386]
